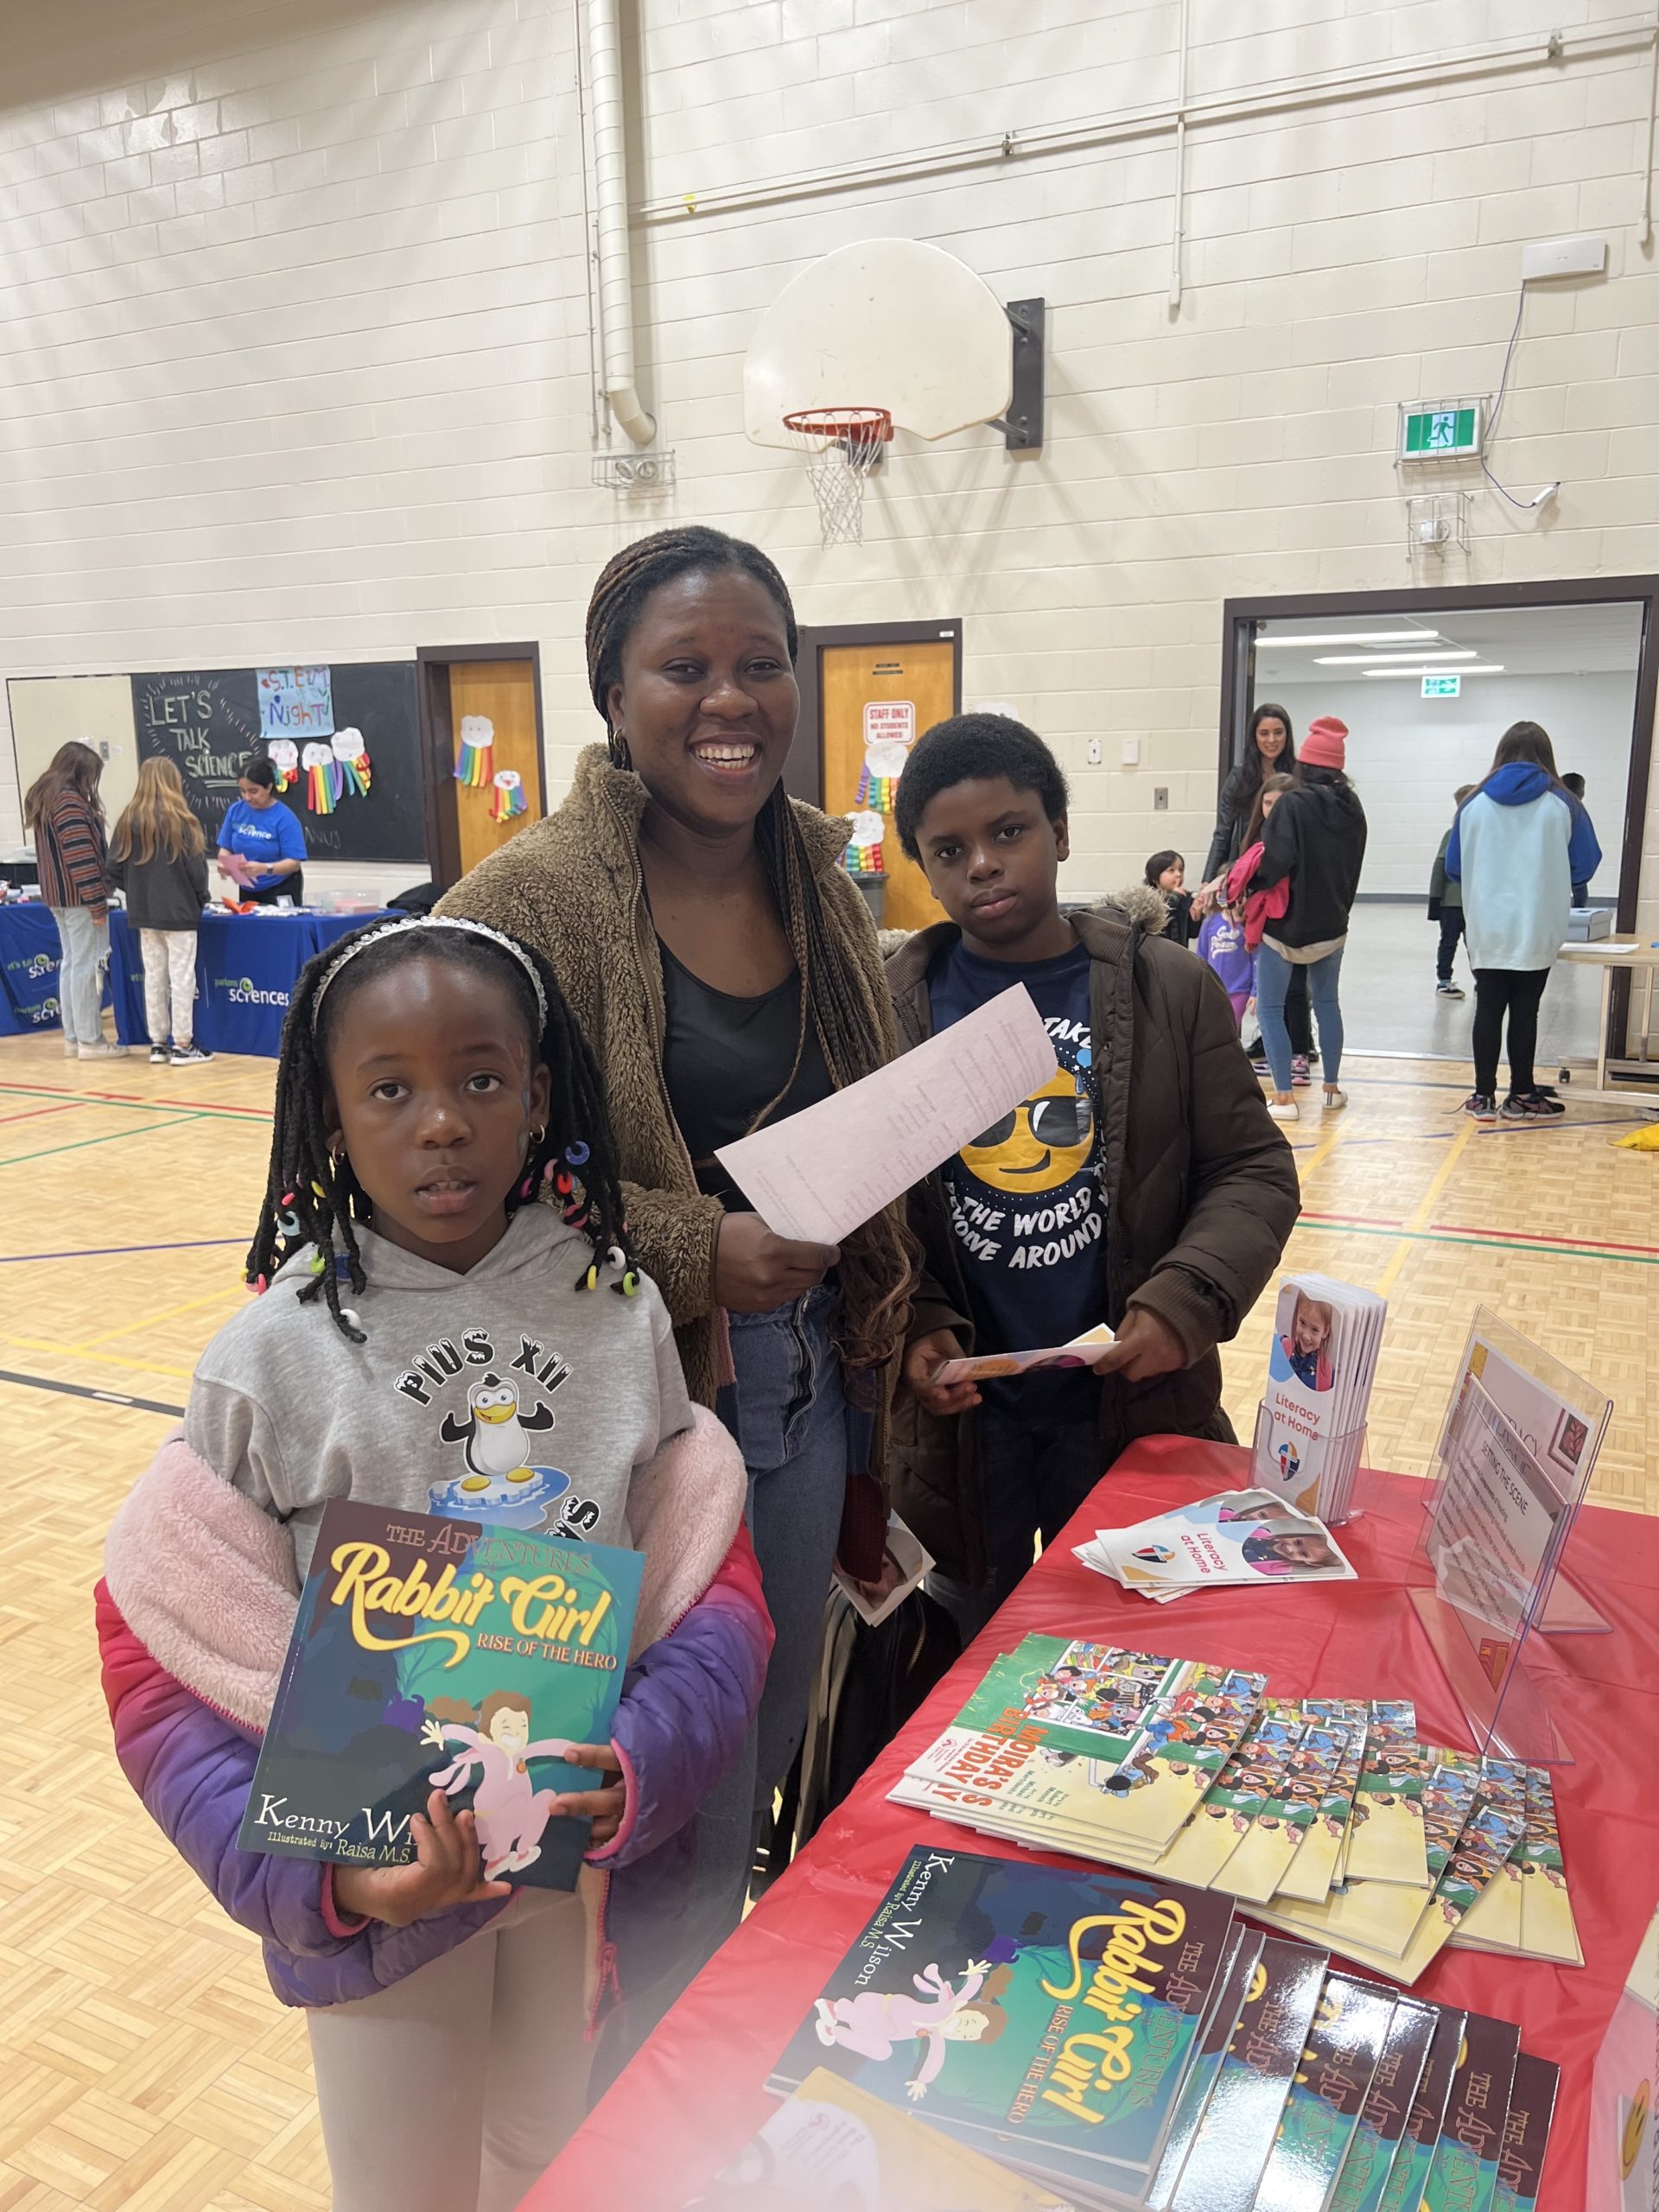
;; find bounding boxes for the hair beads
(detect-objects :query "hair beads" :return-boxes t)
[243,920,635,1343]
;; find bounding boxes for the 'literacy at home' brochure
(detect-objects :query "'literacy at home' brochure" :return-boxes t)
[1076,1488,1357,1604]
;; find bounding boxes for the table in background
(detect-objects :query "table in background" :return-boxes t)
[0,905,387,1055]
[1557,937,1659,1101]
[529,1436,1659,2212]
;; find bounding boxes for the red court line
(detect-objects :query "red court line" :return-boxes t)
[0,1081,270,1121]
[1430,1218,1659,1259]
[0,1103,86,1129]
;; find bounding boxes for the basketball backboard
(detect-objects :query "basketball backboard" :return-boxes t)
[743,239,1013,449]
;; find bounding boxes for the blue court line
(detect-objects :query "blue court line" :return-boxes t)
[0,1236,246,1266]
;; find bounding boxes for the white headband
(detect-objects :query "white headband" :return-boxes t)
[310,915,549,1030]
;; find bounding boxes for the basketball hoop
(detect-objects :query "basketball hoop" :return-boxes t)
[782,407,893,545]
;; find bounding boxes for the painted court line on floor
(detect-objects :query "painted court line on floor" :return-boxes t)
[0,1365,184,1418]
[0,1101,89,1129]
[0,1113,204,1169]
[1298,1217,1659,1268]
[0,1236,247,1266]
[0,1081,270,1122]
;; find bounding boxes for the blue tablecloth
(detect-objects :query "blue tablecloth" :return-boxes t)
[0,906,389,1057]
[0,905,111,1035]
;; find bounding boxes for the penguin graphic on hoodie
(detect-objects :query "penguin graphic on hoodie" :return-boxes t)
[429,1374,600,1535]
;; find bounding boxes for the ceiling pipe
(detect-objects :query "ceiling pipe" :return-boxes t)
[585,0,655,445]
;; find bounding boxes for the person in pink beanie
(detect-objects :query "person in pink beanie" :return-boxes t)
[1247,716,1367,1122]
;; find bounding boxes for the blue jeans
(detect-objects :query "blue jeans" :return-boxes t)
[682,1286,847,1972]
[1256,939,1344,1093]
[51,906,108,1044]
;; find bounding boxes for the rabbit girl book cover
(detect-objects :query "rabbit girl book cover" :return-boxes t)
[238,1498,643,1889]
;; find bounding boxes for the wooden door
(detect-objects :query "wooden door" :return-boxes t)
[820,639,957,933]
[448,660,542,874]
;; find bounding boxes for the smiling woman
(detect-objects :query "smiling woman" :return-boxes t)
[435,526,917,1989]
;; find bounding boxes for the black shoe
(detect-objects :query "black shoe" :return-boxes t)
[1461,1092,1497,1122]
[170,1044,214,1065]
[148,1045,169,1065]
[1502,1090,1565,1119]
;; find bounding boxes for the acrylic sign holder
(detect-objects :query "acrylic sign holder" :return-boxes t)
[1409,1308,1613,1768]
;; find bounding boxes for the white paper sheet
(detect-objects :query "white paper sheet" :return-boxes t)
[715,982,1058,1246]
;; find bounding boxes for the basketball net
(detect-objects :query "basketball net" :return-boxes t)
[782,408,893,546]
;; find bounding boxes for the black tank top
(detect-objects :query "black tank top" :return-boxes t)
[658,942,835,1209]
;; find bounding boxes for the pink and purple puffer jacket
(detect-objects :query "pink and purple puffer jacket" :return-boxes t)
[97,1406,772,2018]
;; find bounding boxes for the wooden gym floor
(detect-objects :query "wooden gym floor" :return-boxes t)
[1,1032,1656,2206]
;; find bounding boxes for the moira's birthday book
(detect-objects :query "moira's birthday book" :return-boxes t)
[238,1499,643,1890]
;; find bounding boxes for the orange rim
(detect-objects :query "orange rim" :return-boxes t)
[782,407,893,442]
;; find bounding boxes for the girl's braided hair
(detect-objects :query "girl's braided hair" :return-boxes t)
[585,524,913,1372]
[245,920,632,1342]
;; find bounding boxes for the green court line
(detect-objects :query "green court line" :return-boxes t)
[0,1082,270,1122]
[1298,1217,1659,1268]
[0,1113,205,1168]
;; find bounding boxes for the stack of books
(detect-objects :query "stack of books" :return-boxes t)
[709,1845,1559,2211]
[889,1636,1581,1986]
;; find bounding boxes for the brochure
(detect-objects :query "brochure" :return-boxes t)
[1258,1276,1387,1517]
[1078,1491,1357,1605]
[937,1325,1116,1386]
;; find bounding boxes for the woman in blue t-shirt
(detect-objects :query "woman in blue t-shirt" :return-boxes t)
[216,754,307,904]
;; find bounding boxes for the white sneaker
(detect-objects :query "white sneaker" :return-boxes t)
[62,1038,79,1058]
[1323,1087,1349,1112]
[1267,1097,1300,1122]
[78,1039,124,1058]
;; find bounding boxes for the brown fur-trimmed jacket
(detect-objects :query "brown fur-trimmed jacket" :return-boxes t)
[435,743,905,1417]
[885,888,1300,1587]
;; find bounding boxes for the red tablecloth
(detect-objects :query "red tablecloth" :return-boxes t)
[530,1439,1659,2212]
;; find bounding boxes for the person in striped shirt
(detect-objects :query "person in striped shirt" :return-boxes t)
[23,740,120,1059]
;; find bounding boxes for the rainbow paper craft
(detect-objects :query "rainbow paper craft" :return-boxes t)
[455,715,494,786]
[266,740,299,794]
[331,728,372,798]
[302,741,337,815]
[490,768,527,823]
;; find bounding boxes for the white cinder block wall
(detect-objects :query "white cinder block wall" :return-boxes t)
[4,0,1659,925]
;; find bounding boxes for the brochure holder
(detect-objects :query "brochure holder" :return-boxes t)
[1249,1402,1370,1527]
[1408,1308,1614,1768]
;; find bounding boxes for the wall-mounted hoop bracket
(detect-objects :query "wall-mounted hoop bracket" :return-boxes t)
[989,297,1046,452]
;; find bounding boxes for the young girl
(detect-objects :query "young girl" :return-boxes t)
[1144,849,1192,946]
[110,756,213,1065]
[97,915,772,2212]
[1224,773,1296,950]
[23,738,118,1058]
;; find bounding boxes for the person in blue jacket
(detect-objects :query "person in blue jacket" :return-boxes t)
[1446,721,1601,1123]
[216,753,307,904]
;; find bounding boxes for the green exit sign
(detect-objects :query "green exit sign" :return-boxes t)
[1422,673,1462,697]
[1400,400,1483,461]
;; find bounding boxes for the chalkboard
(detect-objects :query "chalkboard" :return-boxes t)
[131,661,429,867]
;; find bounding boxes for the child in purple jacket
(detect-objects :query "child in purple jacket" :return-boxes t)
[1197,902,1255,1029]
[98,917,772,2212]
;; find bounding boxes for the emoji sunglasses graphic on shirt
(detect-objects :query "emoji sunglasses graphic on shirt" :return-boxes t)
[958,1064,1095,1195]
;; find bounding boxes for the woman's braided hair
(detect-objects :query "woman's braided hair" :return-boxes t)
[585,525,913,1373]
[245,920,633,1342]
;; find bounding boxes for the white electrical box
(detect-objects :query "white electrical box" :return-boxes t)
[1086,737,1103,766]
[1521,234,1607,283]
[1118,737,1137,766]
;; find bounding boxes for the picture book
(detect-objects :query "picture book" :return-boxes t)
[1151,1717,1294,1891]
[1420,2011,1521,2212]
[1275,1704,1368,1905]
[1376,2009,1467,2212]
[685,2068,1078,2210]
[238,1500,642,1890]
[1166,1939,1330,2212]
[1326,1996,1438,2212]
[1309,1759,1480,1958]
[1493,2054,1559,2212]
[1387,1798,1526,1987]
[1517,1765,1582,1966]
[1251,1974,1397,2212]
[769,1847,1237,2190]
[1145,1932,1265,2212]
[1257,1276,1386,1519]
[1344,1714,1433,1890]
[1220,1718,1351,1907]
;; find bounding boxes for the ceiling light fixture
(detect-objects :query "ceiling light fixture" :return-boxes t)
[1362,664,1504,677]
[1314,652,1478,666]
[1260,631,1443,648]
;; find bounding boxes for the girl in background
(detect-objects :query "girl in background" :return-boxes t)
[1447,722,1600,1122]
[1197,708,1313,1083]
[23,740,118,1059]
[110,757,213,1065]
[1144,849,1192,946]
[99,916,772,2211]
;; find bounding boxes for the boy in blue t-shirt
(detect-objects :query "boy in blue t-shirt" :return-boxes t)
[885,714,1298,1638]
